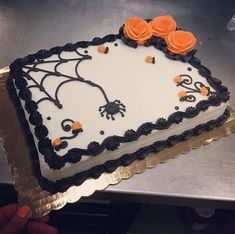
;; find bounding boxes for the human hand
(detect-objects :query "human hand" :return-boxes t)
[0,204,58,234]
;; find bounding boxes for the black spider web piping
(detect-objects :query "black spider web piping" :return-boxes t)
[23,49,126,121]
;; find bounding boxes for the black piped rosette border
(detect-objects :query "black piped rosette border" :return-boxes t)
[7,25,230,193]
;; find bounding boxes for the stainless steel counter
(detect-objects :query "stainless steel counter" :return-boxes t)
[0,0,235,208]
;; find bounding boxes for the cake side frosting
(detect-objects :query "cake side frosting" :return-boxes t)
[7,16,230,192]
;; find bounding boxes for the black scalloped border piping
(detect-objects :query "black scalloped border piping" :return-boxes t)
[45,109,230,192]
[7,29,230,193]
[6,86,231,193]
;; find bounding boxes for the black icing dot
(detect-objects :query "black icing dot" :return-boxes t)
[114,43,118,47]
[47,116,51,120]
[56,102,63,109]
[100,130,105,135]
[175,106,179,110]
[187,67,192,71]
[84,50,88,54]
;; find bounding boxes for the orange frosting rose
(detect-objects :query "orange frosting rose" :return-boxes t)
[165,30,196,55]
[149,15,176,38]
[124,16,153,44]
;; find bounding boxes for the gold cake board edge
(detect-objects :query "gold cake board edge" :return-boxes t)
[0,67,235,218]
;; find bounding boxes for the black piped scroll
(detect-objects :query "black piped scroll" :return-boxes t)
[53,119,83,151]
[175,74,217,102]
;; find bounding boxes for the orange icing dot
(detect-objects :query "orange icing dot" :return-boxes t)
[149,15,176,38]
[165,30,196,55]
[173,75,182,83]
[97,46,106,53]
[53,138,62,147]
[178,90,187,97]
[200,87,209,96]
[71,121,82,130]
[124,16,153,44]
[145,56,154,63]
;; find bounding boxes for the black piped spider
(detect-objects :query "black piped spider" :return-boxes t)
[99,100,126,120]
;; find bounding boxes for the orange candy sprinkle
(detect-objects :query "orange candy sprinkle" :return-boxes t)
[71,121,82,130]
[200,87,209,96]
[145,56,155,64]
[173,76,182,83]
[178,90,187,97]
[97,45,108,54]
[53,138,62,147]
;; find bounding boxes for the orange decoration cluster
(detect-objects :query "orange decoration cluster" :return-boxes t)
[71,121,82,130]
[149,15,176,38]
[53,121,83,148]
[124,16,153,45]
[145,56,155,64]
[124,15,196,55]
[165,30,196,55]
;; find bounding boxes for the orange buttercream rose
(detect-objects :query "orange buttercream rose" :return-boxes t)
[124,16,153,44]
[149,15,176,38]
[165,30,196,55]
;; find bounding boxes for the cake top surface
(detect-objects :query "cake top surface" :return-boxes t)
[23,40,216,154]
[7,15,229,192]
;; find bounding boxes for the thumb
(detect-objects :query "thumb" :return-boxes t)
[1,205,32,234]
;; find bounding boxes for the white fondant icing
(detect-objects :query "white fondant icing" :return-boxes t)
[16,39,227,182]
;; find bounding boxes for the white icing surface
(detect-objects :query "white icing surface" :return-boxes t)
[17,39,227,181]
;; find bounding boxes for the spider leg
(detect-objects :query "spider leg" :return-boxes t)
[119,110,125,117]
[100,109,106,117]
[106,113,110,120]
[111,114,115,121]
[114,100,121,104]
[119,103,126,108]
[99,104,106,111]
[119,107,126,112]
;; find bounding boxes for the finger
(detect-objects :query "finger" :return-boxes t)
[32,215,50,223]
[26,221,58,234]
[0,205,32,234]
[0,204,19,228]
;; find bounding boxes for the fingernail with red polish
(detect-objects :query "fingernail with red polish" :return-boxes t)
[17,205,32,218]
